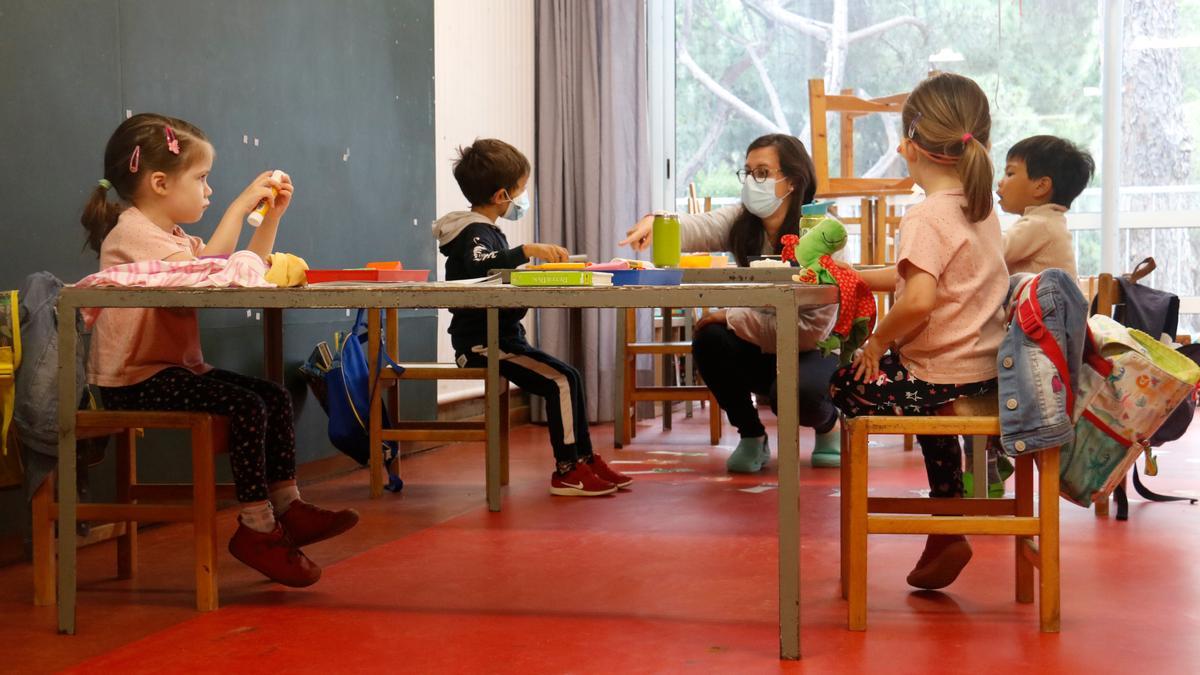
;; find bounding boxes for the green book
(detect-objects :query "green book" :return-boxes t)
[509,270,612,286]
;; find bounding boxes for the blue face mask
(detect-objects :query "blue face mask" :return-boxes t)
[503,190,530,221]
[740,177,791,218]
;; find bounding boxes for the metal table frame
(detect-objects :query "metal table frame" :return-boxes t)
[55,282,836,659]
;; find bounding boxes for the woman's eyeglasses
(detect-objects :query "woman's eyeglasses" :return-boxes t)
[736,167,780,184]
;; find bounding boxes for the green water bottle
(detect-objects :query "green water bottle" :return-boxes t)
[652,211,681,268]
[799,200,835,237]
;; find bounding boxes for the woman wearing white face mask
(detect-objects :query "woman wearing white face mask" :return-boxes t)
[620,134,843,471]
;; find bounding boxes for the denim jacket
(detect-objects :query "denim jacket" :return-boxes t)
[997,269,1088,456]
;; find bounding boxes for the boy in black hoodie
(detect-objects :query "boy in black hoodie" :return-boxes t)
[432,139,630,497]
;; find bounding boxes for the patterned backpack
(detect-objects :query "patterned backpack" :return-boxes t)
[1058,315,1200,507]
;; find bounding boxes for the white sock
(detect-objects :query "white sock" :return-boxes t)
[269,484,301,515]
[240,501,276,533]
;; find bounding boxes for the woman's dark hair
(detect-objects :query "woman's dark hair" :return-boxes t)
[81,113,209,254]
[728,134,817,266]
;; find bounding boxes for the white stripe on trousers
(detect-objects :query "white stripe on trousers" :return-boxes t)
[503,353,575,445]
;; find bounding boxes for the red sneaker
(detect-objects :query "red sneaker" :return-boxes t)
[277,501,360,548]
[227,521,321,587]
[587,454,632,489]
[550,462,617,497]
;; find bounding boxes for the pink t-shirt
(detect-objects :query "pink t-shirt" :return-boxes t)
[894,189,1007,384]
[87,207,212,387]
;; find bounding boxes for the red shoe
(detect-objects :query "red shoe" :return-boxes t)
[550,462,617,497]
[227,521,321,587]
[277,501,360,548]
[587,454,632,489]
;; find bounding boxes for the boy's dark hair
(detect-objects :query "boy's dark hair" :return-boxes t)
[452,139,530,207]
[81,113,209,253]
[1007,135,1095,209]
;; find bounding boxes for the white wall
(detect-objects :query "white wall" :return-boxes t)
[433,0,535,401]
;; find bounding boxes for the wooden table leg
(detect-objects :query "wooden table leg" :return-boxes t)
[262,308,284,385]
[859,197,872,264]
[661,307,673,430]
[367,310,384,499]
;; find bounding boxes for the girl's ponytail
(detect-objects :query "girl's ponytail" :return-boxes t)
[80,182,124,254]
[81,113,210,254]
[902,73,995,223]
[958,137,994,223]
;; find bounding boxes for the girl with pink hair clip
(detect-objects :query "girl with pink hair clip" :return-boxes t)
[81,113,358,588]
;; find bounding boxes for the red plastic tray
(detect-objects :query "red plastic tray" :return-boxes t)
[305,269,430,283]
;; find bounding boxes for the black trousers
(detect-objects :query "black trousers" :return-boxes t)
[459,338,592,465]
[692,323,840,439]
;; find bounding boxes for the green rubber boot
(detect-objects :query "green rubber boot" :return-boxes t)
[810,420,841,468]
[727,436,770,473]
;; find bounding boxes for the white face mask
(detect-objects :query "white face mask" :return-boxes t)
[502,190,530,221]
[741,176,791,218]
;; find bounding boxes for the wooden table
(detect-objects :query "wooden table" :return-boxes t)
[55,282,835,659]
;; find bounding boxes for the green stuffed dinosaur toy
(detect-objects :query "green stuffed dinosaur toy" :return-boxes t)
[786,216,877,365]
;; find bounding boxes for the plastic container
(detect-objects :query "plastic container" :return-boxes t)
[610,269,684,286]
[305,269,430,284]
[799,200,835,236]
[679,254,711,268]
[651,211,681,268]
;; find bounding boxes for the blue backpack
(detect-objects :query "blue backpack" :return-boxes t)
[325,309,404,491]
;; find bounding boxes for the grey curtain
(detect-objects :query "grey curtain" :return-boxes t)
[535,0,650,422]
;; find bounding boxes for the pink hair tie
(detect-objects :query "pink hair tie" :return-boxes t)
[129,145,141,173]
[164,126,180,155]
[961,133,974,144]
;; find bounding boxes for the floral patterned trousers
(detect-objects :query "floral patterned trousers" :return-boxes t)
[830,353,995,498]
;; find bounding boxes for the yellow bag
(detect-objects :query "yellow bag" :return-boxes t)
[0,289,23,486]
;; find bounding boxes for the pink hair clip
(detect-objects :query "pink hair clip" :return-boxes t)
[164,126,180,155]
[129,145,141,173]
[961,132,974,144]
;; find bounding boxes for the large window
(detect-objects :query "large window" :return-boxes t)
[665,0,1200,331]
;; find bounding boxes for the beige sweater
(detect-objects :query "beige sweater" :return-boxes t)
[678,205,837,353]
[1002,203,1077,277]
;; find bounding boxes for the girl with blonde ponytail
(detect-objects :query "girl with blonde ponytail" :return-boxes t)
[828,73,1009,591]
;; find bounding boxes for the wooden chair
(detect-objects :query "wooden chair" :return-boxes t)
[687,182,712,215]
[619,307,721,446]
[808,79,914,267]
[840,393,1061,632]
[32,411,233,611]
[367,308,509,499]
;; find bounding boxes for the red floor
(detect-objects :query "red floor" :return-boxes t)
[2,414,1199,673]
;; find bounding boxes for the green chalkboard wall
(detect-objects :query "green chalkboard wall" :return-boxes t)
[0,0,437,540]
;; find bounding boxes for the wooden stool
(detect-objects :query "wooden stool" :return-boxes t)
[33,411,233,611]
[839,393,1061,632]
